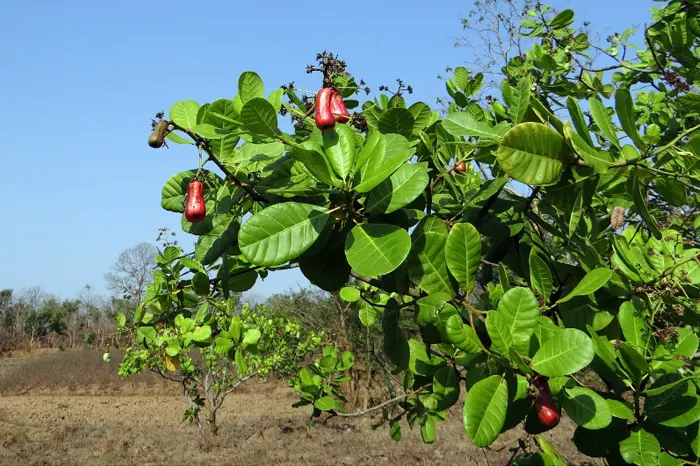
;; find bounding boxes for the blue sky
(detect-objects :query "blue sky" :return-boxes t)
[0,0,655,301]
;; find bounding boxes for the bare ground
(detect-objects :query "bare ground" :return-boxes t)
[0,350,603,466]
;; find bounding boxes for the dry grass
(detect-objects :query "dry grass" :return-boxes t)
[0,351,604,466]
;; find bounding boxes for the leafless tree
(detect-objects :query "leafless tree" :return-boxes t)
[104,242,157,304]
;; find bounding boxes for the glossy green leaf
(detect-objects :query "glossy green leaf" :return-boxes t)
[314,396,337,411]
[238,71,264,104]
[345,223,411,277]
[407,217,457,296]
[239,202,331,267]
[339,287,360,302]
[240,97,280,138]
[445,223,482,292]
[498,287,539,354]
[366,162,430,214]
[561,387,612,430]
[557,268,612,304]
[510,76,531,125]
[195,215,240,266]
[607,399,634,420]
[615,87,646,152]
[463,375,508,447]
[355,133,414,193]
[588,97,619,148]
[170,100,200,129]
[564,123,612,174]
[566,96,594,146]
[359,302,378,327]
[445,314,481,353]
[496,122,568,186]
[619,429,660,466]
[530,328,595,377]
[378,107,415,138]
[618,300,649,350]
[291,141,341,187]
[529,249,553,301]
[323,124,356,180]
[442,112,504,139]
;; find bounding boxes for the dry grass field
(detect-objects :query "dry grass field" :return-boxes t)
[0,349,603,466]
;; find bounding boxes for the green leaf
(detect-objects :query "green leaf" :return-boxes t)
[497,287,539,355]
[561,387,612,430]
[389,420,402,441]
[550,8,574,27]
[564,123,612,174]
[496,122,568,186]
[383,302,409,369]
[290,141,341,188]
[445,223,482,292]
[618,300,649,351]
[339,287,360,302]
[359,302,378,327]
[407,217,457,296]
[242,328,261,349]
[652,327,699,372]
[679,93,700,113]
[323,125,357,180]
[238,71,264,104]
[433,366,460,409]
[615,87,646,152]
[530,328,595,377]
[557,268,612,304]
[191,272,210,296]
[195,215,240,266]
[588,97,619,148]
[239,202,331,267]
[214,336,234,355]
[170,100,200,129]
[529,250,553,301]
[463,375,508,447]
[619,428,660,466]
[366,162,430,215]
[378,107,415,138]
[355,133,414,193]
[566,96,594,146]
[445,314,481,353]
[486,311,513,355]
[633,176,663,240]
[240,97,280,138]
[607,399,634,420]
[510,76,531,125]
[647,395,700,428]
[191,325,212,342]
[314,396,337,411]
[443,112,503,140]
[345,223,411,277]
[420,418,436,444]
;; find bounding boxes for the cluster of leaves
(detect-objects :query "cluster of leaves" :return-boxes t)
[114,246,323,433]
[289,345,355,421]
[132,0,700,462]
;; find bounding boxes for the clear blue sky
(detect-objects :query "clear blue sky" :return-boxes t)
[0,0,655,301]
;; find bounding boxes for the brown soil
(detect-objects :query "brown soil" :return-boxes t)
[0,350,603,466]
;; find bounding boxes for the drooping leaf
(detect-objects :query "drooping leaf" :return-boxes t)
[566,96,594,146]
[345,223,411,277]
[239,202,331,267]
[463,375,508,447]
[496,122,568,186]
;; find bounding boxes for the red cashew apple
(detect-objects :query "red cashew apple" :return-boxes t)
[534,381,560,427]
[330,89,350,123]
[315,88,336,132]
[185,179,206,223]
